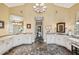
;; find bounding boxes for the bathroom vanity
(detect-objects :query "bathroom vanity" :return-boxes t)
[71,43,79,55]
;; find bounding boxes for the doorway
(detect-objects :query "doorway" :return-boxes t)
[35,16,43,42]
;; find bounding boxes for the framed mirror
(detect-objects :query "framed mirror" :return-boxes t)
[0,21,4,28]
[74,12,79,36]
[56,22,65,33]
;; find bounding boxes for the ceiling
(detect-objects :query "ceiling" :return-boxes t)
[54,3,75,8]
[4,3,76,8]
[4,3,24,7]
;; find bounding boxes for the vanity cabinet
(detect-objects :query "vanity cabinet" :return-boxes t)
[46,34,72,51]
[71,43,79,55]
[0,34,34,54]
[65,39,72,51]
[46,34,66,45]
[46,34,56,44]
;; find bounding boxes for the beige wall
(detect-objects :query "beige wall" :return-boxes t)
[68,4,79,33]
[0,4,9,36]
[10,3,73,35]
[0,3,79,36]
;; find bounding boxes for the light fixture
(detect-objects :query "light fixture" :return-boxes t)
[33,3,47,13]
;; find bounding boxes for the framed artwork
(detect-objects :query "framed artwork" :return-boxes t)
[0,21,4,28]
[27,24,31,29]
[57,22,65,33]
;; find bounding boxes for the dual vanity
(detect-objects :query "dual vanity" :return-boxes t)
[46,33,79,55]
[69,36,79,55]
[71,43,79,55]
[0,33,79,55]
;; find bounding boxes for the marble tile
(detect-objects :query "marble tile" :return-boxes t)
[4,43,72,55]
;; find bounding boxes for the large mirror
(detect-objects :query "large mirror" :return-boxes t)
[74,12,79,36]
[9,15,24,34]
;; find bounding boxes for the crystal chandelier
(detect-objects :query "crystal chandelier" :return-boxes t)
[33,3,47,13]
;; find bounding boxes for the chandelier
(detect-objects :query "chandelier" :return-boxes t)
[33,3,47,13]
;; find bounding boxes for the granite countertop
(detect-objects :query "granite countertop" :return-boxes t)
[46,32,67,34]
[46,33,69,36]
[71,35,79,39]
[69,35,79,45]
[69,37,79,48]
[46,33,79,45]
[0,32,33,38]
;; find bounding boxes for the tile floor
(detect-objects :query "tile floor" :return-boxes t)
[4,42,72,55]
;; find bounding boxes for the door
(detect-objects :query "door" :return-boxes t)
[36,21,43,38]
